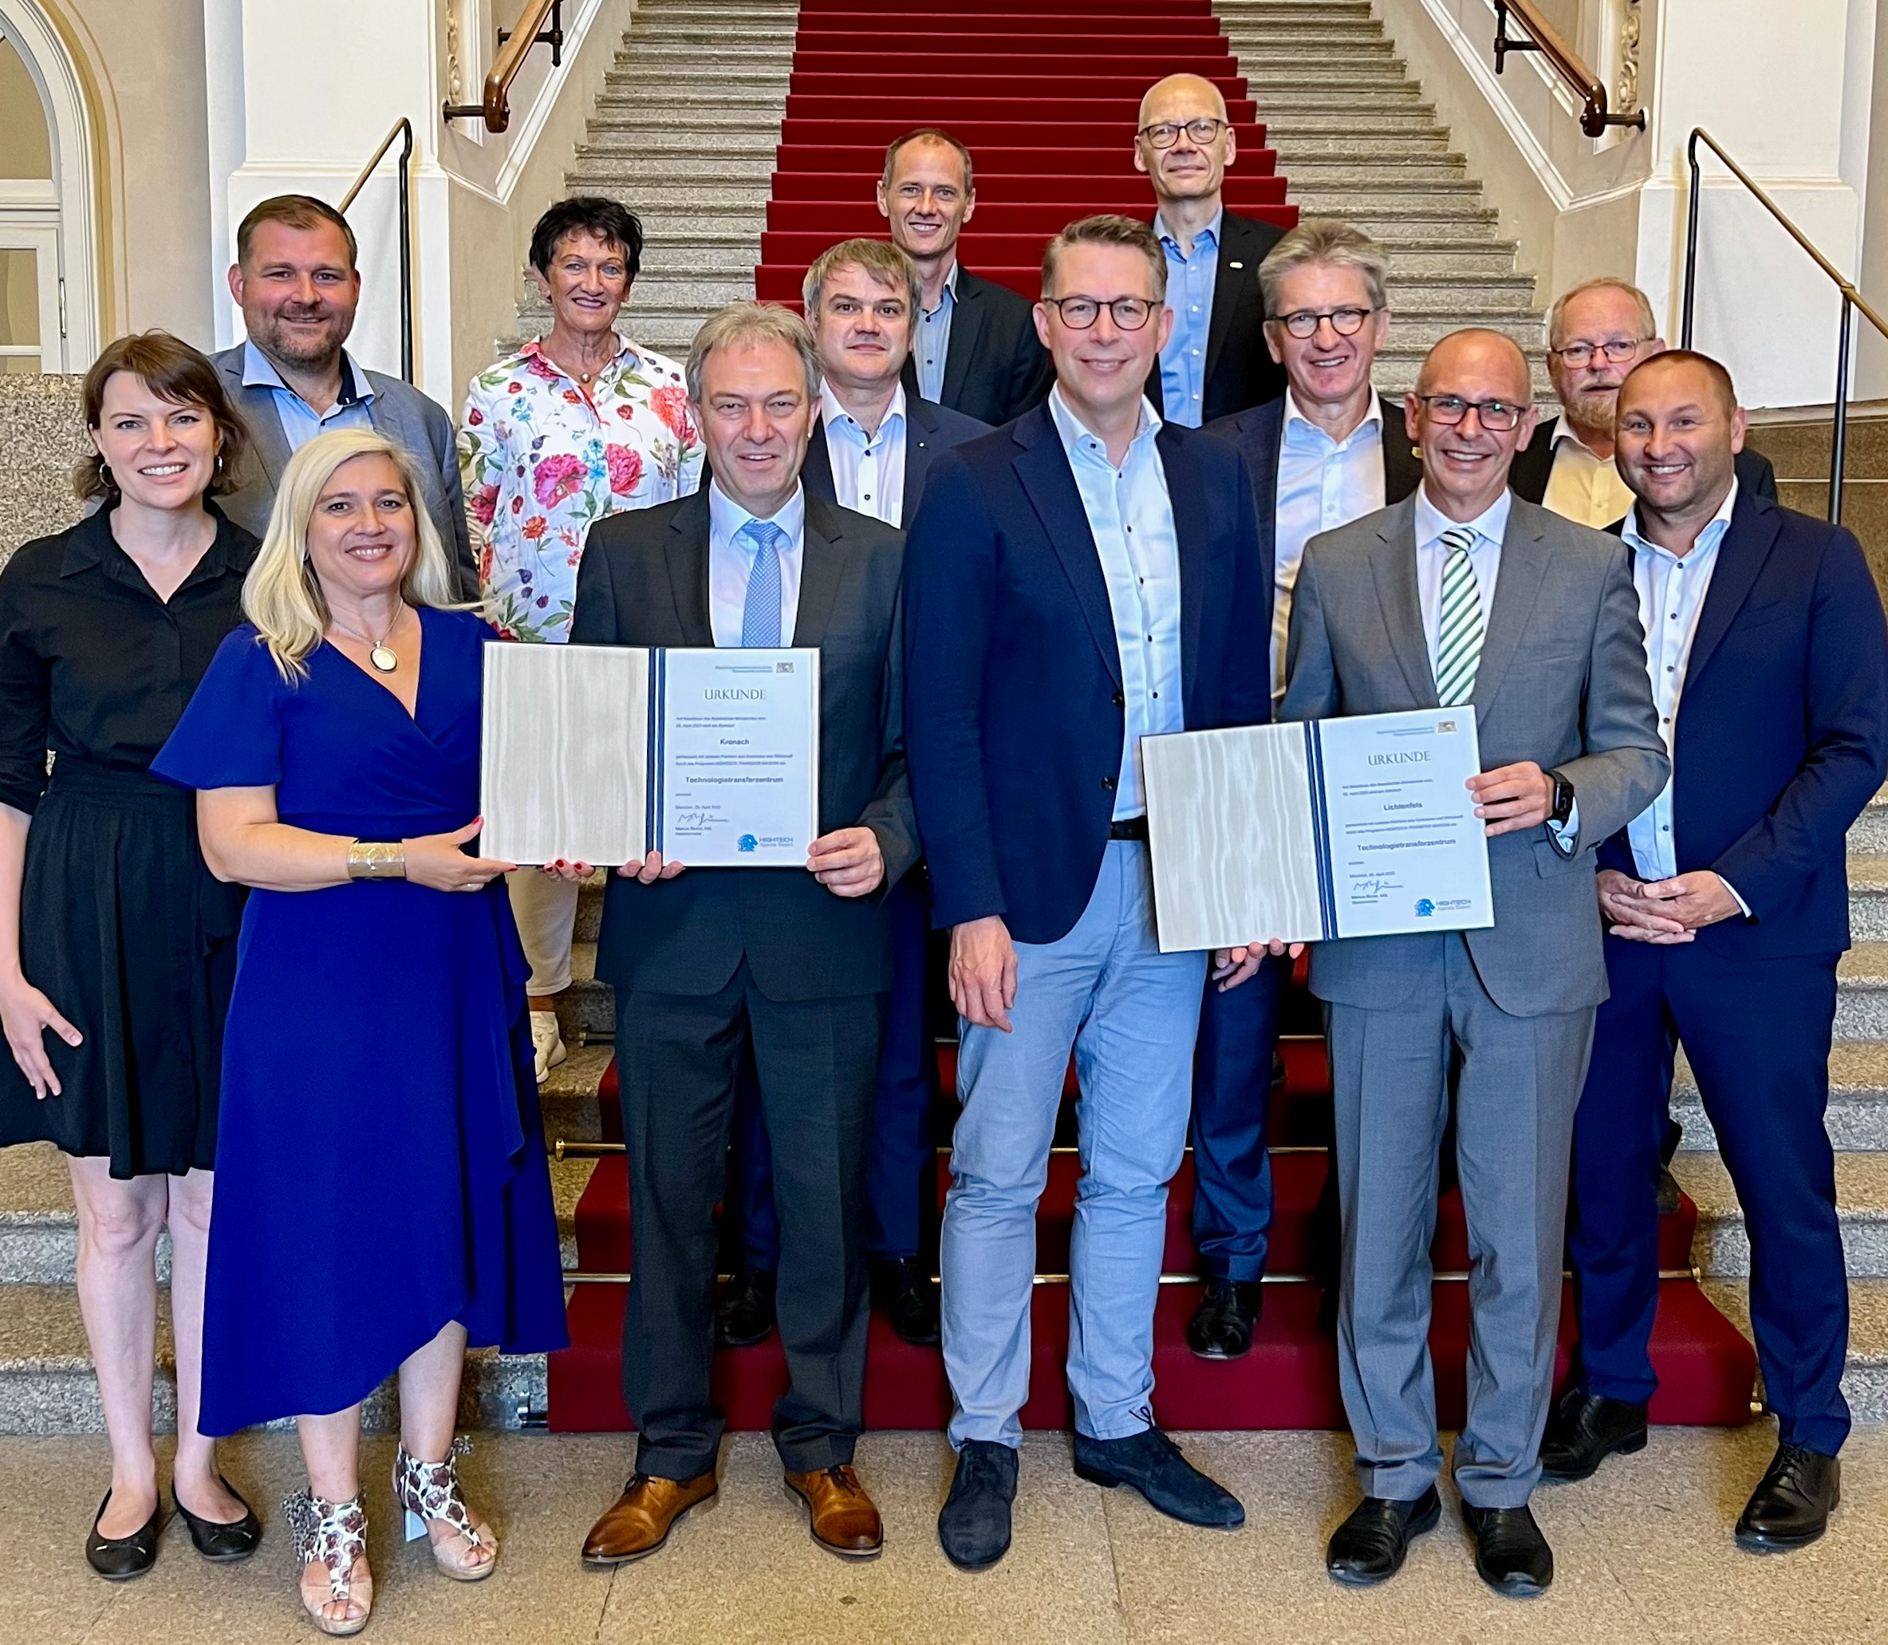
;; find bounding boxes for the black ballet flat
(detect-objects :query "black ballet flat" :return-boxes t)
[175,1476,263,1562]
[86,1489,162,1580]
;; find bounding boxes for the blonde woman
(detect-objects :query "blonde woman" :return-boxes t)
[152,428,566,1635]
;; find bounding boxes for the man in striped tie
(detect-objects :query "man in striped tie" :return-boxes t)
[1266,329,1667,1596]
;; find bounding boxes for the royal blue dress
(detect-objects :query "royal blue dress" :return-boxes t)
[152,607,567,1434]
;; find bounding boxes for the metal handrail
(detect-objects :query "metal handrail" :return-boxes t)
[1682,127,1888,525]
[338,118,415,384]
[1491,0,1646,138]
[442,0,565,132]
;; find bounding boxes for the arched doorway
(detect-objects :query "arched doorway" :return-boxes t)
[0,0,100,371]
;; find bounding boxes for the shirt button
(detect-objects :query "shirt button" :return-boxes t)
[1102,776,1116,791]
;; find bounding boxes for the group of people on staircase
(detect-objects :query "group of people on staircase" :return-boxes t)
[0,62,1879,1634]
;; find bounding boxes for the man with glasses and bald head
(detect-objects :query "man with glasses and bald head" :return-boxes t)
[1134,73,1286,424]
[1512,277,1775,525]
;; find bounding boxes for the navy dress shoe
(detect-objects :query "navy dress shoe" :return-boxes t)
[938,1440,1018,1570]
[1185,1279,1263,1360]
[713,1269,776,1349]
[1461,1502,1553,1596]
[1324,1486,1440,1585]
[1735,1442,1840,1551]
[1539,1386,1649,1483]
[1071,1428,1244,1528]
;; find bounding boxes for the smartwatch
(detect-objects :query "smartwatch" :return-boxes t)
[1547,768,1576,829]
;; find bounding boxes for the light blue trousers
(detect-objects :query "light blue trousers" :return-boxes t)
[941,843,1206,1448]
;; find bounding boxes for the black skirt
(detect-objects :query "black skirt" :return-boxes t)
[0,757,243,1177]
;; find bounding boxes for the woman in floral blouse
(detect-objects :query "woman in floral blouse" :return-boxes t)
[458,197,704,1081]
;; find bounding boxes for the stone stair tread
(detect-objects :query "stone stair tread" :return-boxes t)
[1703,1277,1888,1420]
[0,1143,74,1225]
[541,1042,614,1102]
[1672,1150,1888,1222]
[0,1283,158,1369]
[1676,1038,1888,1107]
[1842,943,1888,985]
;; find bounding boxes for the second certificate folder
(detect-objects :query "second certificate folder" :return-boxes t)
[1141,707,1495,952]
[480,643,820,867]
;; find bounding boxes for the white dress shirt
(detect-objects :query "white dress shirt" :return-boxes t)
[1047,387,1185,820]
[1540,416,1635,528]
[707,479,805,647]
[1413,487,1508,677]
[1273,391,1386,701]
[1622,478,1746,909]
[819,381,907,526]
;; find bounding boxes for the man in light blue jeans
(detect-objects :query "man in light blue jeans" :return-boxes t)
[903,216,1275,1571]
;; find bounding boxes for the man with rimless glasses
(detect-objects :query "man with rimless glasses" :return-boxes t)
[1133,73,1286,425]
[903,215,1271,1571]
[1512,277,1775,525]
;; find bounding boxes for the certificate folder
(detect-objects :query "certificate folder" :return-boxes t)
[1142,707,1495,952]
[481,643,820,868]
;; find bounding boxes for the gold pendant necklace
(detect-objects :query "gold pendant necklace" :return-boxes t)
[331,606,406,673]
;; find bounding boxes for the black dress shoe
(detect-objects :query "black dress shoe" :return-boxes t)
[938,1440,1019,1570]
[1539,1386,1649,1483]
[86,1490,162,1581]
[1072,1427,1244,1527]
[1656,1165,1683,1217]
[871,1256,941,1347]
[713,1269,777,1348]
[174,1477,262,1562]
[1735,1442,1840,1551]
[1325,1486,1440,1585]
[1185,1278,1263,1360]
[1460,1501,1553,1596]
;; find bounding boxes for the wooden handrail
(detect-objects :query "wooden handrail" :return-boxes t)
[442,0,565,133]
[1492,0,1645,139]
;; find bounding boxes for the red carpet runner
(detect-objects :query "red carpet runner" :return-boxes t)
[546,0,1759,1432]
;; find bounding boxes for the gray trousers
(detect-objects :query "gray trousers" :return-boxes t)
[1327,935,1595,1508]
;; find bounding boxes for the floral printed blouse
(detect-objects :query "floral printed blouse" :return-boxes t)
[458,336,705,642]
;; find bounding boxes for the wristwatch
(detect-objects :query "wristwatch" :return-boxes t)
[1547,768,1576,829]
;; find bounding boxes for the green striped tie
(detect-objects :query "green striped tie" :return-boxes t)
[1434,526,1484,706]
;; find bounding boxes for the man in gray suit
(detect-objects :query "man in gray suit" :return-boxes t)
[1267,329,1666,1596]
[212,194,474,592]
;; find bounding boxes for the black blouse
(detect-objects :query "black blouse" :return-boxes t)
[0,503,258,815]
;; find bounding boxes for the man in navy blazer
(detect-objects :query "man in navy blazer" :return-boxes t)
[904,216,1272,1570]
[1543,352,1888,1554]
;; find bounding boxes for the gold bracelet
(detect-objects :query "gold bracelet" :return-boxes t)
[347,839,407,880]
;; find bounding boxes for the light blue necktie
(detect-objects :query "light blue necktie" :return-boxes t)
[738,518,787,648]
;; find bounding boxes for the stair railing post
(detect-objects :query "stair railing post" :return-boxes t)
[1832,294,1852,526]
[396,120,414,385]
[1682,131,1703,349]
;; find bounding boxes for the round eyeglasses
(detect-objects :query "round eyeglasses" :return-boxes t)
[1414,394,1527,432]
[1548,337,1653,368]
[1137,118,1228,149]
[1041,296,1156,331]
[1273,305,1380,339]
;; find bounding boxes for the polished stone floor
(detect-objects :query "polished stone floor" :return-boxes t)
[5,1425,1882,1644]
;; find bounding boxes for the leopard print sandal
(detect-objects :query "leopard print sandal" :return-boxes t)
[392,1438,498,1581]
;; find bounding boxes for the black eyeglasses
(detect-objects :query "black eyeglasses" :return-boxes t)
[1274,305,1380,339]
[1137,118,1228,149]
[1548,337,1653,368]
[1414,394,1527,432]
[1041,295,1155,331]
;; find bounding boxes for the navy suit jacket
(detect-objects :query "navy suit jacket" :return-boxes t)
[903,401,1273,944]
[801,394,990,528]
[1598,490,1888,958]
[897,266,1053,428]
[1143,210,1288,423]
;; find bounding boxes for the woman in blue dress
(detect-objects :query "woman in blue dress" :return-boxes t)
[153,427,566,1636]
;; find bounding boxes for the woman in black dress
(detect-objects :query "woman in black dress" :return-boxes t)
[0,332,262,1578]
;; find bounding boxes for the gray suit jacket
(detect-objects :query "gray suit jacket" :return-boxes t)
[1281,491,1668,1017]
[210,345,476,596]
[569,488,917,1002]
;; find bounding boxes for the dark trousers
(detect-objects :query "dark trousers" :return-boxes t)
[615,963,882,1478]
[1569,936,1850,1455]
[1188,953,1291,1280]
[730,875,933,1265]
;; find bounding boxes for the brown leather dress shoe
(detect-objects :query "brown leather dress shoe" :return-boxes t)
[580,1473,717,1567]
[784,1465,884,1559]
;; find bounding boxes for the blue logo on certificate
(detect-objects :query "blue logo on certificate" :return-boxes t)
[1414,898,1435,917]
[738,834,758,853]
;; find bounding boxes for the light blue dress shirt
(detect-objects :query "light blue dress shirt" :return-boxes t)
[1155,208,1221,428]
[1046,387,1185,820]
[1622,479,1744,905]
[241,340,376,451]
[916,262,959,404]
[1273,392,1385,700]
[819,381,907,526]
[707,479,805,647]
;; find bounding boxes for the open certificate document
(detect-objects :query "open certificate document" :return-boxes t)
[1141,707,1494,952]
[480,643,819,868]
